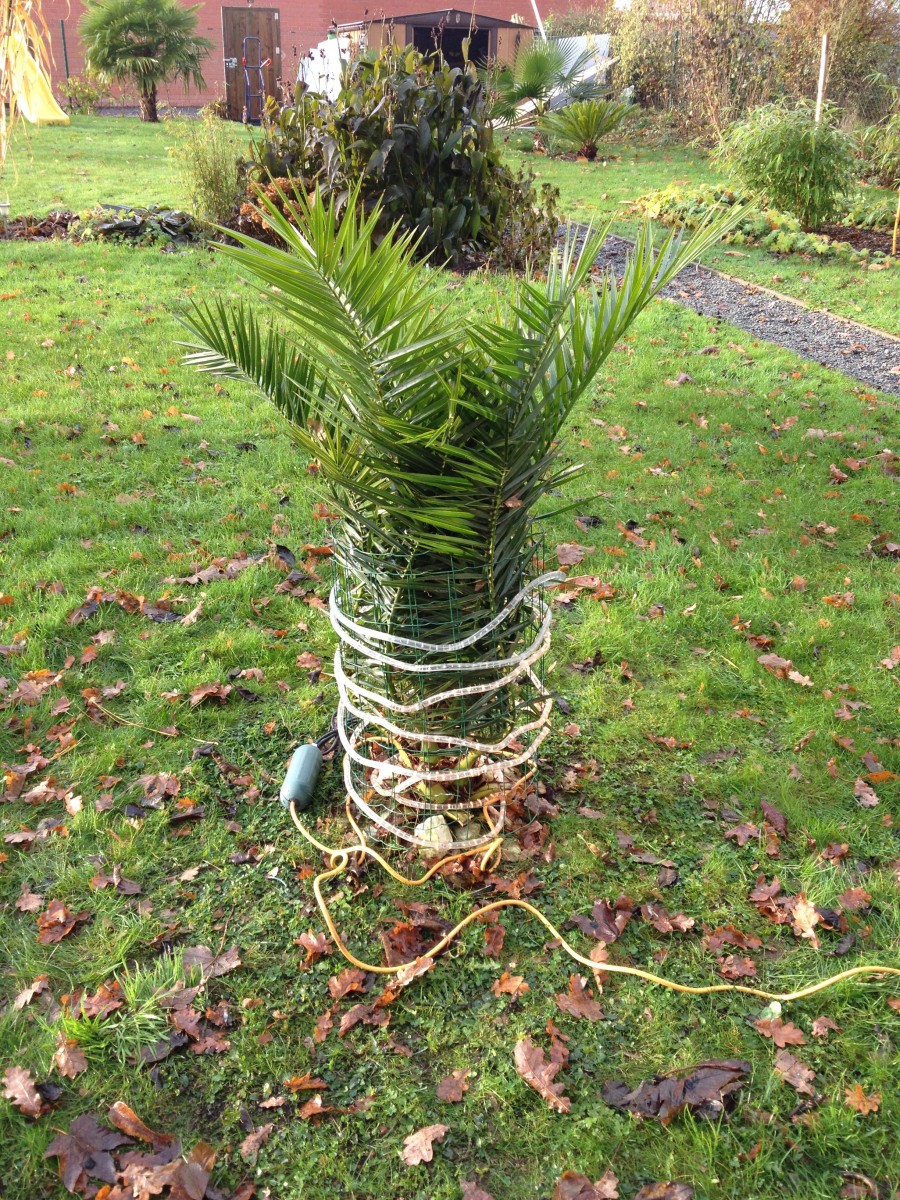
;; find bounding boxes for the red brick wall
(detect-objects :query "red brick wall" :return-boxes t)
[40,1,581,108]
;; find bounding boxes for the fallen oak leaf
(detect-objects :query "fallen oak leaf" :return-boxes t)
[13,974,50,1009]
[853,778,879,808]
[513,1037,571,1113]
[554,975,604,1022]
[401,1123,449,1166]
[844,1084,880,1115]
[774,1049,817,1096]
[491,971,529,999]
[436,1068,470,1102]
[182,944,241,978]
[240,1123,273,1163]
[789,895,821,949]
[283,1072,327,1093]
[53,1032,88,1079]
[553,1170,619,1199]
[811,1016,841,1039]
[753,1018,805,1048]
[37,899,89,945]
[2,1066,44,1118]
[295,930,332,966]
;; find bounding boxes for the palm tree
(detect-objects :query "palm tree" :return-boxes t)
[541,98,637,160]
[180,190,735,845]
[80,0,211,122]
[489,39,605,125]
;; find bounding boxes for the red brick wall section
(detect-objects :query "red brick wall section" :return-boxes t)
[40,0,584,108]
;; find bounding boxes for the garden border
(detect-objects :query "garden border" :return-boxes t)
[582,229,900,396]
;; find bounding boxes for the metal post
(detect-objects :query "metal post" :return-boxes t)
[60,19,70,80]
[814,32,829,123]
[530,0,547,41]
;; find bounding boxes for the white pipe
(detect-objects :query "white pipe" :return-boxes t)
[530,0,548,40]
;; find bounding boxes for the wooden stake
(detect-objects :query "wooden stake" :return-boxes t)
[814,32,829,122]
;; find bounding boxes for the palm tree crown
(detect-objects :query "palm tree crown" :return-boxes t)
[80,0,211,122]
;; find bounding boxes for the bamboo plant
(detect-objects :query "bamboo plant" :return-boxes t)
[181,190,734,842]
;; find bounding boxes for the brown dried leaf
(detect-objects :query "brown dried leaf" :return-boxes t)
[401,1123,449,1166]
[554,975,604,1022]
[182,944,241,978]
[53,1033,88,1079]
[753,1018,806,1048]
[811,1016,841,1040]
[844,1084,880,1115]
[602,1059,749,1123]
[2,1066,43,1118]
[284,1072,327,1093]
[13,974,50,1010]
[774,1050,816,1096]
[491,971,529,999]
[43,1113,130,1192]
[556,543,595,567]
[436,1068,470,1102]
[513,1037,571,1113]
[553,1170,620,1199]
[240,1123,274,1162]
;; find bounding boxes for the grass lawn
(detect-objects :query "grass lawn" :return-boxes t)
[505,142,900,337]
[1,124,899,1200]
[5,116,255,216]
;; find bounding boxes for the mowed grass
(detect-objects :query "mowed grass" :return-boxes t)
[9,116,899,336]
[1,229,899,1199]
[5,115,254,215]
[503,141,900,336]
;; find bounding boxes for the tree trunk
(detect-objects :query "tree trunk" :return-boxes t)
[139,85,159,123]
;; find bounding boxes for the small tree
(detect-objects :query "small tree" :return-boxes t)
[80,0,211,122]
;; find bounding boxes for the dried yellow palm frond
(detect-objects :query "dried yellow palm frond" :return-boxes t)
[0,0,52,170]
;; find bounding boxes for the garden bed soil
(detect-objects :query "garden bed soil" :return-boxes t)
[820,223,895,255]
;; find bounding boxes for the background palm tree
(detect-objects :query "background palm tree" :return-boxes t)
[489,39,605,125]
[80,0,211,122]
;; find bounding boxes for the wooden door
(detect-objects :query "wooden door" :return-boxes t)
[222,7,281,122]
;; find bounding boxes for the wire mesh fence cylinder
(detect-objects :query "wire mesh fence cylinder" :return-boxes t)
[328,547,563,851]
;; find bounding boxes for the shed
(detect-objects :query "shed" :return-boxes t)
[342,9,534,69]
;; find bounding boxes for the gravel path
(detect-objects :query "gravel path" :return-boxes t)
[585,230,900,396]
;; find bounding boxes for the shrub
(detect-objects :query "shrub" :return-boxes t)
[540,98,636,159]
[611,0,775,136]
[253,45,559,266]
[171,107,245,228]
[715,101,858,230]
[58,72,110,114]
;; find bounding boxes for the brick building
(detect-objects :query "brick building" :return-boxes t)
[40,0,581,115]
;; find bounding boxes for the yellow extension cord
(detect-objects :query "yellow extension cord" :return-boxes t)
[289,800,900,1004]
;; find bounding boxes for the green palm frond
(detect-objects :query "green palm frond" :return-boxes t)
[181,187,741,622]
[540,99,638,159]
